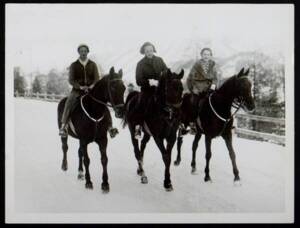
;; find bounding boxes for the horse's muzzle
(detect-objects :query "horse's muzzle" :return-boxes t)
[244,100,255,112]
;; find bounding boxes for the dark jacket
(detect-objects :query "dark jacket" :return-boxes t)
[135,55,167,87]
[186,59,218,93]
[69,59,100,90]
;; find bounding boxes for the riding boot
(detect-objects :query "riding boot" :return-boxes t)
[189,122,197,135]
[59,89,80,137]
[178,123,189,136]
[108,127,119,138]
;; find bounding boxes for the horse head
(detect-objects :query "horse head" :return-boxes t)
[233,67,255,112]
[92,66,125,118]
[158,68,184,108]
[107,67,126,118]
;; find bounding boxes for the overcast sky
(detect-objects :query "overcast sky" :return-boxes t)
[6,4,293,80]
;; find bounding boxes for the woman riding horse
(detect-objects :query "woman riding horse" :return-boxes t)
[59,44,118,138]
[134,41,168,139]
[123,69,184,191]
[175,68,255,184]
[185,47,220,135]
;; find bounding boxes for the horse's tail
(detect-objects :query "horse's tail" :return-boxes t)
[57,97,67,129]
[122,91,139,128]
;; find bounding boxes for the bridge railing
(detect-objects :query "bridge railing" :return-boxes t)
[235,113,285,146]
[14,91,66,102]
[14,91,285,145]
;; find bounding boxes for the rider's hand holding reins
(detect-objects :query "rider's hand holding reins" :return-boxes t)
[80,86,90,93]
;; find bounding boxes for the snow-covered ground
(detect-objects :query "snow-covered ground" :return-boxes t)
[13,98,285,213]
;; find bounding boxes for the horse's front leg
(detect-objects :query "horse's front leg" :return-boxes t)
[222,131,241,183]
[61,136,68,171]
[191,132,202,174]
[96,136,109,193]
[154,136,174,191]
[129,124,148,184]
[174,132,183,166]
[77,147,84,180]
[204,135,212,182]
[80,140,93,189]
[138,133,150,183]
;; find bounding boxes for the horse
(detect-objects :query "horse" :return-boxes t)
[174,68,255,184]
[123,69,184,191]
[57,67,125,192]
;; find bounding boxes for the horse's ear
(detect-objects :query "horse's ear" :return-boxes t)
[109,67,115,75]
[118,69,123,78]
[237,67,244,78]
[178,69,184,79]
[167,68,172,75]
[244,68,250,76]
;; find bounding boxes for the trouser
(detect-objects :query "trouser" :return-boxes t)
[61,90,81,125]
[135,86,154,121]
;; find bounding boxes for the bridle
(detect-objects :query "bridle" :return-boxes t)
[163,78,183,121]
[80,78,124,123]
[208,92,244,122]
[207,92,244,136]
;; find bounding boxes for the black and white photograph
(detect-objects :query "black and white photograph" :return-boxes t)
[5,3,294,223]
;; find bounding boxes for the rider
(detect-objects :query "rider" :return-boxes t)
[134,41,168,138]
[186,47,220,134]
[59,43,118,138]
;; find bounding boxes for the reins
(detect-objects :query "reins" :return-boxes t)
[205,92,244,136]
[80,78,124,123]
[208,93,243,122]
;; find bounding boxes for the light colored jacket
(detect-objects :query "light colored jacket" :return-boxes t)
[186,59,218,94]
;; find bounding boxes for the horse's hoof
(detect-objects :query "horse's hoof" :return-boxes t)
[102,183,110,193]
[85,182,93,189]
[141,176,148,184]
[77,171,84,180]
[61,163,68,171]
[234,180,242,187]
[165,185,174,192]
[204,176,212,182]
[174,160,181,166]
[191,168,198,175]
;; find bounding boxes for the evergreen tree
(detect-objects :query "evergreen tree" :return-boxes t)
[32,77,42,93]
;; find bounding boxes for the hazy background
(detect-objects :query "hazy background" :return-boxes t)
[6,4,290,78]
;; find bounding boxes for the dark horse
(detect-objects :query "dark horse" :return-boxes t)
[57,67,125,192]
[174,68,255,184]
[123,69,184,191]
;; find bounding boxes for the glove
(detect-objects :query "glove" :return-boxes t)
[149,79,158,86]
[80,86,89,93]
[211,84,216,90]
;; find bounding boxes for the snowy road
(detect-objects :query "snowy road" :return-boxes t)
[13,98,285,213]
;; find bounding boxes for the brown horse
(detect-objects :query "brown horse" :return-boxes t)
[123,69,184,191]
[57,67,125,192]
[174,68,255,184]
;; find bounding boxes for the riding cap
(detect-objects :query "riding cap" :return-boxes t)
[140,42,157,54]
[77,43,90,52]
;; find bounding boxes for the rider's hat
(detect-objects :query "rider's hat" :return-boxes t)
[140,42,157,54]
[77,43,90,52]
